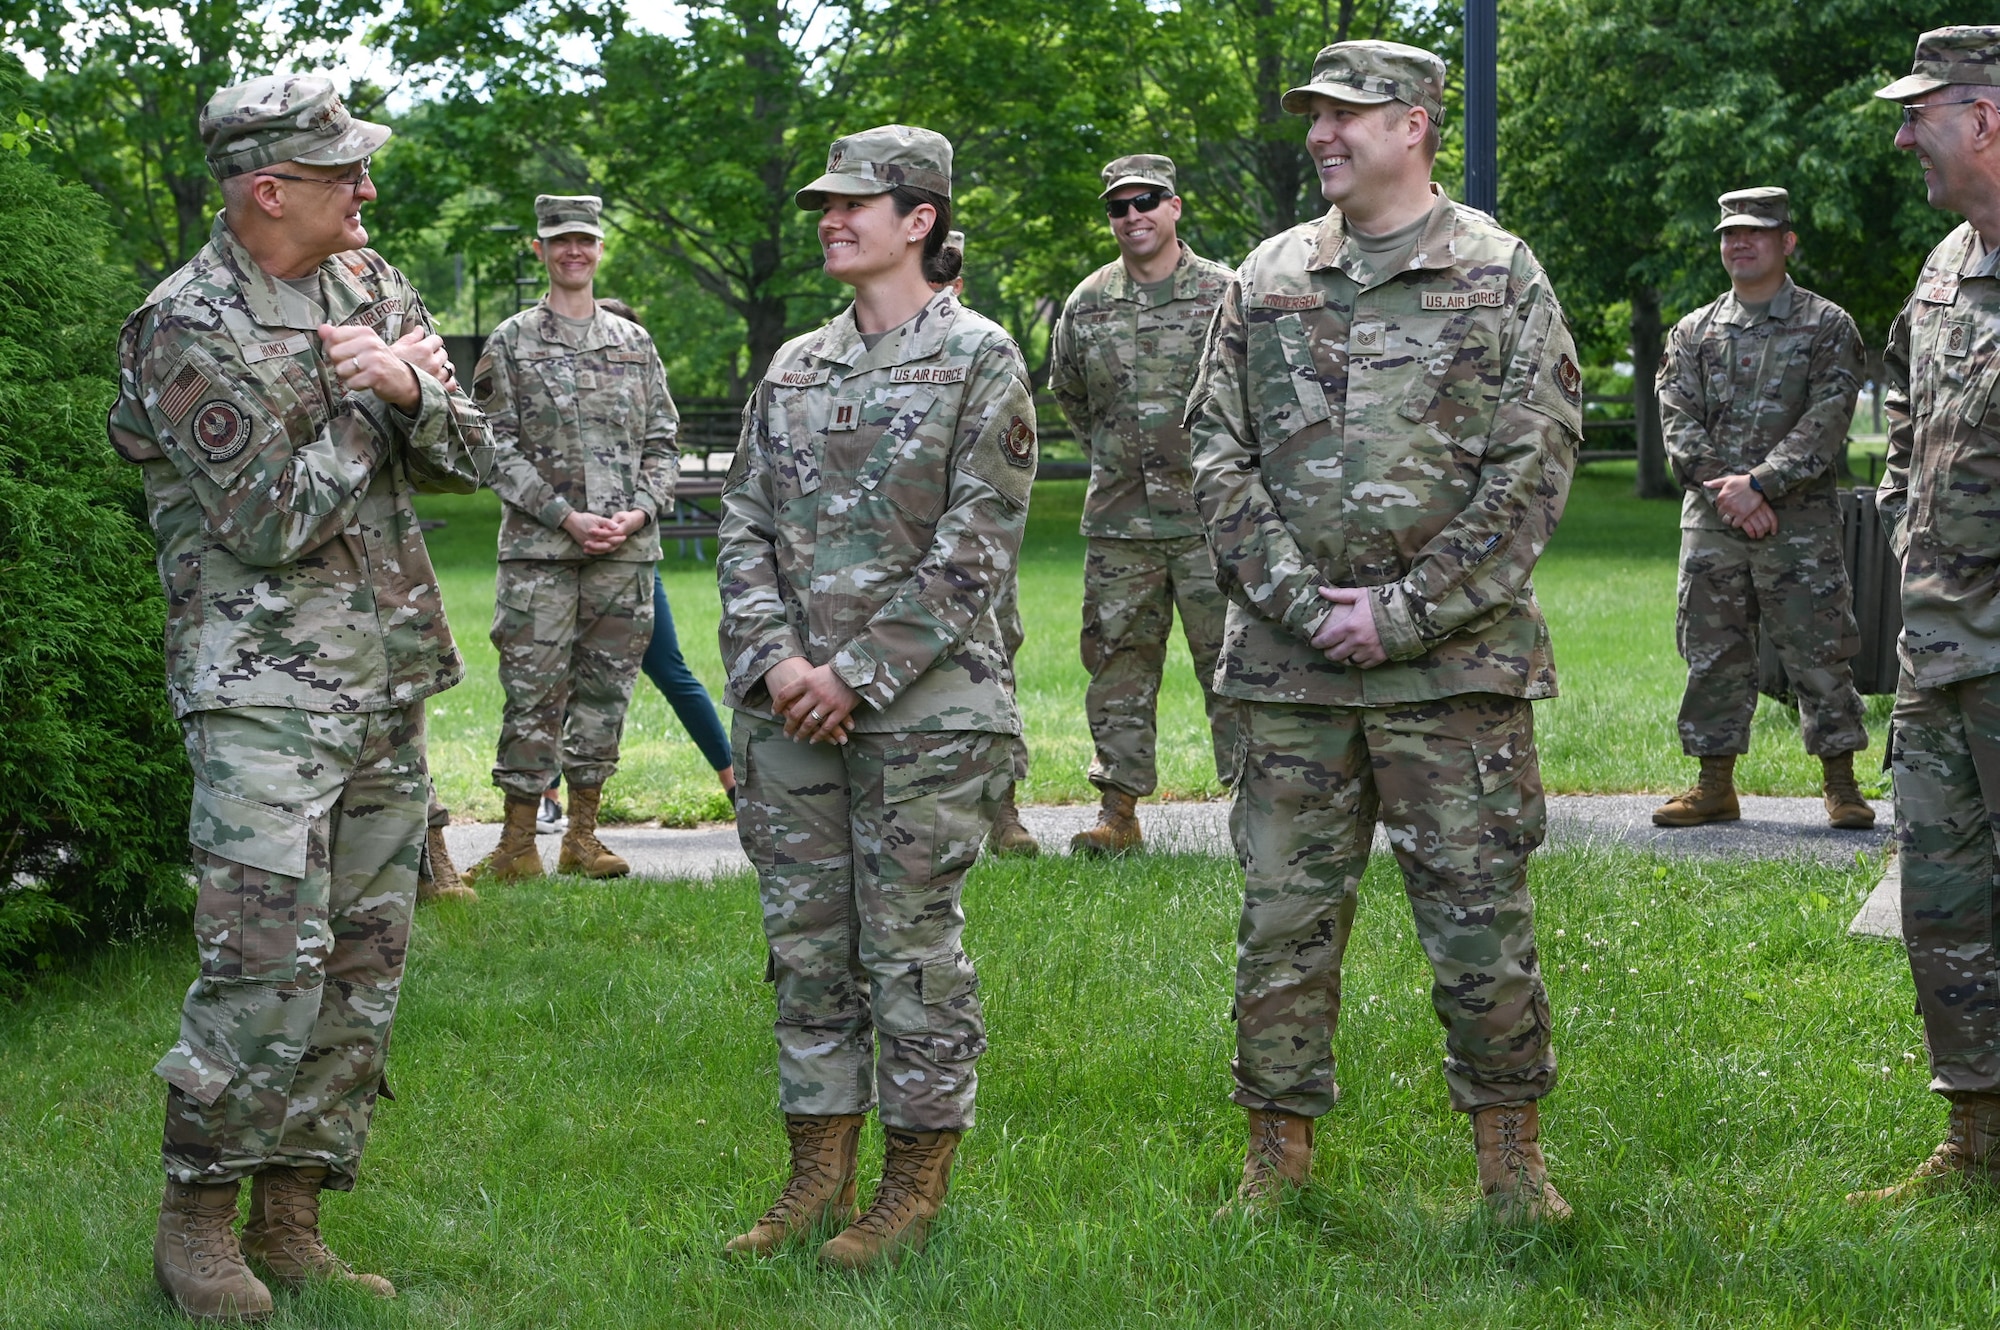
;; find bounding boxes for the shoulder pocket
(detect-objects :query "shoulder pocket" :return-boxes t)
[170,364,285,491]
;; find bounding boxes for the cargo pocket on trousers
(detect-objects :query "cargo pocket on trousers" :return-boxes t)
[1469,721,1546,852]
[879,741,996,886]
[153,1038,240,1107]
[189,780,311,981]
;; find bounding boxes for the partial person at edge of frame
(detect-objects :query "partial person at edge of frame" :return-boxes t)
[1847,24,2000,1207]
[463,193,679,886]
[1652,184,1874,832]
[107,73,490,1320]
[1187,39,1584,1226]
[717,124,1037,1268]
[1047,151,1239,858]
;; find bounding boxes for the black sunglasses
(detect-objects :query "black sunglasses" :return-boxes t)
[1105,188,1171,219]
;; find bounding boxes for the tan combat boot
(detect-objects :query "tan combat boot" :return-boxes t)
[818,1127,962,1269]
[1068,789,1142,857]
[1650,755,1740,827]
[1822,752,1877,830]
[417,823,478,905]
[240,1166,394,1299]
[1214,1108,1314,1219]
[723,1113,866,1257]
[1846,1093,2000,1204]
[464,796,543,885]
[1473,1101,1572,1224]
[987,785,1039,858]
[153,1179,274,1322]
[558,784,630,878]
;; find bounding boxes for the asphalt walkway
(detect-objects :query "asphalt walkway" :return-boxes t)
[443,793,1891,885]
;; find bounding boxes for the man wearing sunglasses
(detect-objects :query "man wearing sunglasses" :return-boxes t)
[106,73,489,1320]
[1187,40,1582,1225]
[1047,155,1238,856]
[1849,25,2000,1207]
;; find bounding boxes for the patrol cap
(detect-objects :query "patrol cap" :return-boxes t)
[200,74,390,181]
[1876,26,2000,102]
[535,194,604,239]
[1282,40,1446,122]
[796,125,953,209]
[1099,154,1177,199]
[942,229,965,257]
[1715,186,1789,232]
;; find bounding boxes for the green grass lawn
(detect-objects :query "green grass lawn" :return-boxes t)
[420,462,1889,823]
[9,843,1986,1328]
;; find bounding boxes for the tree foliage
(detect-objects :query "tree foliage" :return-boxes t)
[1501,0,1958,494]
[0,55,189,980]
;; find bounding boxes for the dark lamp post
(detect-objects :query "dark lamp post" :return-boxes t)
[1464,0,1498,218]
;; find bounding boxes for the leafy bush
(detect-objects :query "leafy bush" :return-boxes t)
[0,56,191,979]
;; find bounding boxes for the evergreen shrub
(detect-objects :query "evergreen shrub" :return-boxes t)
[0,57,190,980]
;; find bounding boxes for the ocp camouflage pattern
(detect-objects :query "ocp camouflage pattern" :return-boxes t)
[1658,276,1864,532]
[474,300,680,562]
[106,215,491,718]
[1186,190,1583,706]
[1048,240,1231,540]
[718,288,1036,731]
[1880,222,2000,688]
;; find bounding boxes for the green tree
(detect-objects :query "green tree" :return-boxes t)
[1501,0,1957,497]
[0,55,190,978]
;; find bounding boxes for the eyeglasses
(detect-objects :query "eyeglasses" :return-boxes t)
[1105,188,1171,219]
[255,161,372,192]
[1902,99,1982,127]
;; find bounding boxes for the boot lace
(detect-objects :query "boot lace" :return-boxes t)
[1484,1107,1541,1195]
[849,1142,931,1237]
[758,1125,843,1226]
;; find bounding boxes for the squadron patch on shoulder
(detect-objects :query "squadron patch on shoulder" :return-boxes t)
[1001,414,1035,467]
[159,362,210,423]
[192,400,250,463]
[1555,354,1582,404]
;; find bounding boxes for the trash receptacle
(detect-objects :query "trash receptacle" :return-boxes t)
[1757,486,1902,701]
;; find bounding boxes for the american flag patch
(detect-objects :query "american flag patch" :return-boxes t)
[159,362,209,423]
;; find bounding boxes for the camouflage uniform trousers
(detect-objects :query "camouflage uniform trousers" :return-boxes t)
[995,573,1029,784]
[1893,669,2000,1094]
[156,702,427,1190]
[733,713,1006,1130]
[1676,520,1868,757]
[491,558,654,799]
[1229,695,1558,1117]
[1081,534,1238,796]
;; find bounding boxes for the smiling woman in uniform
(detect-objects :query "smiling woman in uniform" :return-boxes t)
[715,124,1038,1269]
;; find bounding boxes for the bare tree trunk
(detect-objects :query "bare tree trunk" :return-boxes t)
[1249,0,1304,233]
[1632,287,1673,499]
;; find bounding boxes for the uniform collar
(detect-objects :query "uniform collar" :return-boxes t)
[1307,183,1457,281]
[1715,275,1796,327]
[532,298,616,350]
[211,213,369,331]
[808,288,959,369]
[1961,226,2000,281]
[1103,240,1202,305]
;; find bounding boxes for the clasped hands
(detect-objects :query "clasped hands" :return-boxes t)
[319,322,452,410]
[561,508,650,555]
[1702,473,1778,539]
[1310,585,1388,669]
[765,657,860,746]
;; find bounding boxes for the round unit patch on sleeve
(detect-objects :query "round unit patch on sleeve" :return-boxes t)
[192,400,251,463]
[1554,354,1582,404]
[1001,414,1035,467]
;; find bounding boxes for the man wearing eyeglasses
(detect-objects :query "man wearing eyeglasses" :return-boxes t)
[1651,187,1871,832]
[1187,41,1581,1225]
[1849,25,2000,1207]
[1047,155,1238,856]
[106,74,489,1320]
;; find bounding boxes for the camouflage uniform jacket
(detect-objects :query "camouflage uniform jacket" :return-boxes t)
[1881,222,2000,688]
[1048,241,1232,539]
[1187,189,1583,707]
[1658,277,1863,532]
[718,290,1038,732]
[474,301,680,562]
[106,214,490,719]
